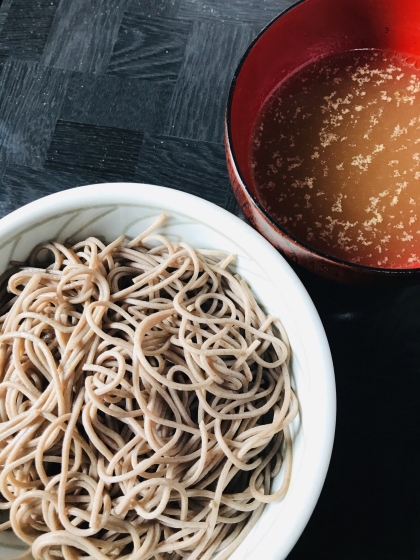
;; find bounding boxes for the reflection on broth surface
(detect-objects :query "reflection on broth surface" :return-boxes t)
[250,49,420,268]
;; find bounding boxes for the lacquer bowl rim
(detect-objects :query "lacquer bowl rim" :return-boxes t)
[225,0,420,279]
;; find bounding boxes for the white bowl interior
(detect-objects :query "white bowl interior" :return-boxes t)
[0,184,335,560]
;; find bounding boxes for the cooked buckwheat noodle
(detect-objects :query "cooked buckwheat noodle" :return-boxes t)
[0,215,298,560]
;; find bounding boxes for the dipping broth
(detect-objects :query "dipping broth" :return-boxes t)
[250,49,420,269]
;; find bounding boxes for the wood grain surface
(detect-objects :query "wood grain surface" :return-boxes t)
[0,0,280,217]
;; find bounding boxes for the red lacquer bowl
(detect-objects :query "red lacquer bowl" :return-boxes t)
[225,0,420,284]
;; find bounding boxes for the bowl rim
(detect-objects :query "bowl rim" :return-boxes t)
[0,182,336,560]
[225,0,420,277]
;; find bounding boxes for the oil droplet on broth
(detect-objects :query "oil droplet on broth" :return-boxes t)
[250,49,420,269]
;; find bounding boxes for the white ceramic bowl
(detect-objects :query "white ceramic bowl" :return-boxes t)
[0,183,335,560]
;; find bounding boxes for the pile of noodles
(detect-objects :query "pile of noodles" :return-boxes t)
[0,215,298,560]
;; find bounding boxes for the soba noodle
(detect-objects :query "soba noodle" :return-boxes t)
[0,215,298,560]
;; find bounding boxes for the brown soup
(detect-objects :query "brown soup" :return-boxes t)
[250,49,420,269]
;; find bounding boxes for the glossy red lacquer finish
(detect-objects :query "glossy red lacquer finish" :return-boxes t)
[225,0,420,283]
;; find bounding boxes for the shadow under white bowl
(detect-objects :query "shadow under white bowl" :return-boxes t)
[0,183,336,560]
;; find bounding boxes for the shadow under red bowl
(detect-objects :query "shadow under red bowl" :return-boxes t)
[225,0,420,284]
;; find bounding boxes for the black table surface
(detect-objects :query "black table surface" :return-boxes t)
[0,1,418,559]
